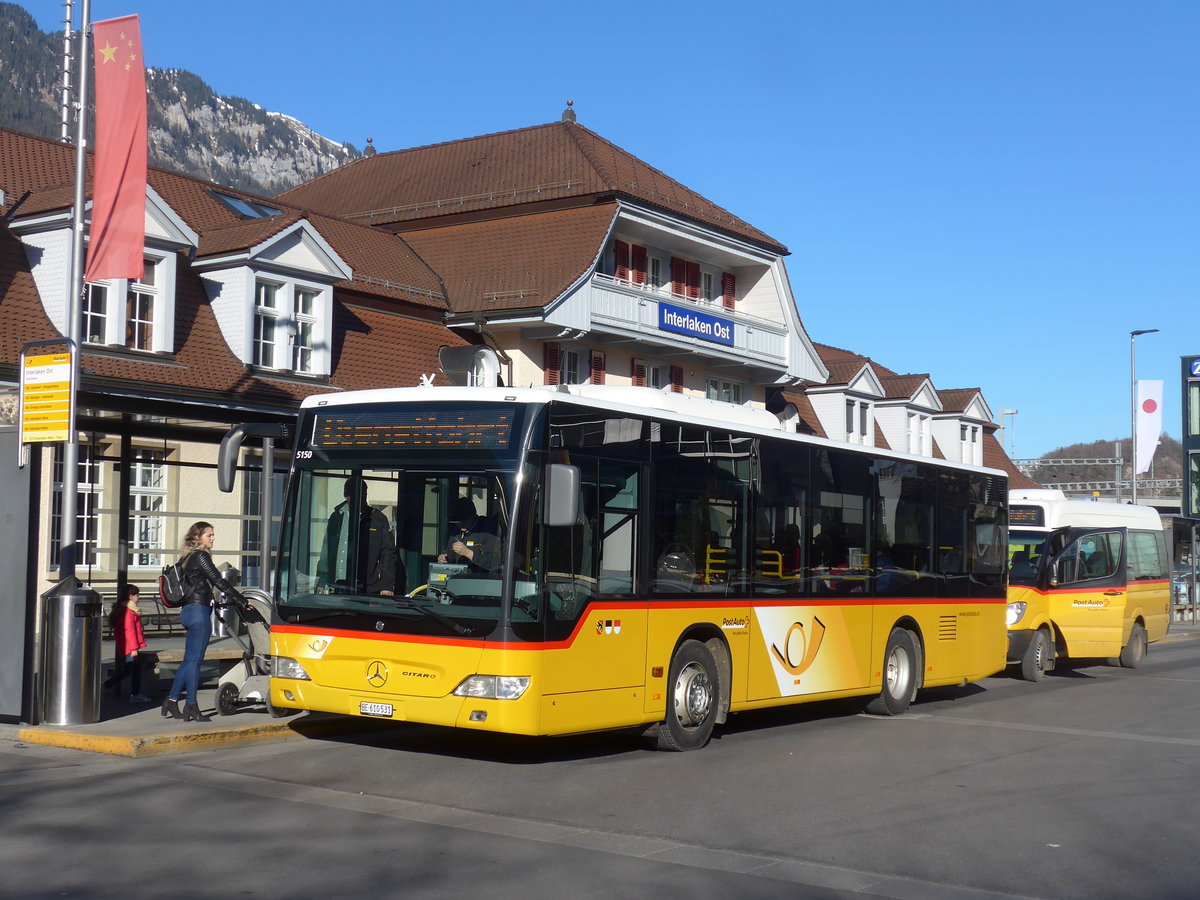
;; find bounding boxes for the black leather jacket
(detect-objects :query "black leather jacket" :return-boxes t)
[181,549,247,606]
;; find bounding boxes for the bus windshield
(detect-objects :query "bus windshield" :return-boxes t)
[1008,529,1050,586]
[274,401,537,636]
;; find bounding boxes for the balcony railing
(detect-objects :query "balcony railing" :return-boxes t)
[584,273,787,364]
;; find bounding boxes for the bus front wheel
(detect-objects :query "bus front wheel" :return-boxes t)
[657,640,718,751]
[1119,623,1148,669]
[1020,628,1052,682]
[866,628,918,716]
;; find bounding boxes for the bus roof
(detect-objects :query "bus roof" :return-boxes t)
[301,384,1008,478]
[1009,489,1163,531]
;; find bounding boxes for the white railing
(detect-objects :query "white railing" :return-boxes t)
[585,274,787,363]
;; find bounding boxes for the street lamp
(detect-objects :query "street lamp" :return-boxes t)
[1130,328,1159,504]
[998,409,1019,457]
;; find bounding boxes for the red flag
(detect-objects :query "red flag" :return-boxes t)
[85,15,146,282]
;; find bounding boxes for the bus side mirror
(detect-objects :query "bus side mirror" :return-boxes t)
[217,423,290,492]
[544,464,579,527]
[1048,560,1060,588]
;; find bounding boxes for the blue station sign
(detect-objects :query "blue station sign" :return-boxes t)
[658,302,735,347]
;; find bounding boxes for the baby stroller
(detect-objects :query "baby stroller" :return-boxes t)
[215,588,277,716]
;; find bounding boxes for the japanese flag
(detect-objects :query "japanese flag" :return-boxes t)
[1135,380,1163,475]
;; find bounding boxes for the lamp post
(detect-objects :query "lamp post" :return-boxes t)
[1130,328,1159,504]
[998,409,1019,457]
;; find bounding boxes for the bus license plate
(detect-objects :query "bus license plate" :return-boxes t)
[359,701,393,718]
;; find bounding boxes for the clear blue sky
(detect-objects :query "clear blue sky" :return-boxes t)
[24,0,1197,459]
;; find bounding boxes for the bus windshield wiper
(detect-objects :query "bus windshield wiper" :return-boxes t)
[392,597,471,636]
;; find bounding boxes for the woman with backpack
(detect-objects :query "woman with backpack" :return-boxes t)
[162,521,250,723]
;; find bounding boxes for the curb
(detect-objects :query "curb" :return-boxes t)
[9,713,352,759]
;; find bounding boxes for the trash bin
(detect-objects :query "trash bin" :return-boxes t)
[40,578,103,725]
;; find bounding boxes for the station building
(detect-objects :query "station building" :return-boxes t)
[0,111,1035,677]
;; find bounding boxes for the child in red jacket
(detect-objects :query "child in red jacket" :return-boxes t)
[103,585,151,702]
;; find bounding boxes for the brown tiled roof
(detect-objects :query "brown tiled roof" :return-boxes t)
[822,358,871,386]
[0,217,464,405]
[812,342,900,378]
[937,388,982,414]
[0,128,446,310]
[879,374,931,401]
[874,421,891,451]
[278,121,786,253]
[983,430,1042,489]
[781,390,826,439]
[401,205,616,315]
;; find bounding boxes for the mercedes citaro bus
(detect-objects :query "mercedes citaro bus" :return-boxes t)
[1006,489,1170,681]
[220,385,1009,750]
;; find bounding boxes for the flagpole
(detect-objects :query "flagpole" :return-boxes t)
[1129,328,1159,505]
[60,0,91,581]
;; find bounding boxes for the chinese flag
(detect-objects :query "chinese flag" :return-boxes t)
[85,15,146,282]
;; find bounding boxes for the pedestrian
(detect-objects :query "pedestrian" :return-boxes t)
[162,521,250,723]
[103,584,151,702]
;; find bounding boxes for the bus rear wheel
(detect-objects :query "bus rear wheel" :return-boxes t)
[1119,622,1148,669]
[1020,629,1052,682]
[657,640,718,751]
[866,628,918,716]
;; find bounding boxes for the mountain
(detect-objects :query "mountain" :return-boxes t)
[0,2,360,196]
[1026,435,1183,487]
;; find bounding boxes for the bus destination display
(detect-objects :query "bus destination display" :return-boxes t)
[1009,505,1045,527]
[313,408,513,449]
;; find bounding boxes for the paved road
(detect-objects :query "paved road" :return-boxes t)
[4,639,1199,899]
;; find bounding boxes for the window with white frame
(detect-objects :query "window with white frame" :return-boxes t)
[701,271,715,302]
[51,442,101,567]
[907,412,932,455]
[254,280,282,368]
[846,399,871,444]
[559,347,583,385]
[254,278,325,374]
[648,257,663,290]
[82,256,167,352]
[706,376,743,404]
[129,448,167,568]
[960,424,982,465]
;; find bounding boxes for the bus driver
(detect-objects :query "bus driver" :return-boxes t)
[438,497,500,574]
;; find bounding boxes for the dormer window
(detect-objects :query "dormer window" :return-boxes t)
[81,253,173,353]
[253,277,325,375]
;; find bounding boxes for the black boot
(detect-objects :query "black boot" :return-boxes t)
[161,698,182,719]
[182,701,210,723]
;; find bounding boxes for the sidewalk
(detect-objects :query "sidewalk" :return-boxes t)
[0,632,345,758]
[4,620,1199,759]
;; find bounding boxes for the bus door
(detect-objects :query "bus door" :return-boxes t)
[536,455,646,724]
[1049,528,1127,655]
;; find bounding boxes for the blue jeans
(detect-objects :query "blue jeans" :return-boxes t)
[168,603,210,702]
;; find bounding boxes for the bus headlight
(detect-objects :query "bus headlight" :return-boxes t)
[1006,602,1027,627]
[453,675,530,700]
[272,656,311,680]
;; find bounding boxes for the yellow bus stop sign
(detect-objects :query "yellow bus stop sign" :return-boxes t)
[20,351,73,443]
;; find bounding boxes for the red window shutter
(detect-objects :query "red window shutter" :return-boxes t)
[722,272,736,310]
[670,257,684,297]
[544,342,560,385]
[685,261,701,300]
[631,359,646,387]
[631,244,647,285]
[614,240,630,282]
[669,365,683,393]
[590,350,606,385]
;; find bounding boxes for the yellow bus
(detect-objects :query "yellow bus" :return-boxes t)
[1006,489,1170,681]
[222,386,1009,750]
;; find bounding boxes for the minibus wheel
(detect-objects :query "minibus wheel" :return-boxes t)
[866,628,918,716]
[1020,629,1052,683]
[1119,623,1148,669]
[657,640,718,751]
